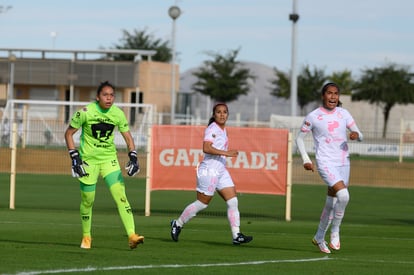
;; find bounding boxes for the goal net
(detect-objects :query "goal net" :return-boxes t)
[1,99,154,209]
[1,99,154,150]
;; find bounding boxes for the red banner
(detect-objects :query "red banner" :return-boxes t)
[150,125,289,195]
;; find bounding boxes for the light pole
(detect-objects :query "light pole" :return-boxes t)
[6,53,16,146]
[168,5,181,124]
[7,53,16,102]
[289,0,299,117]
[50,31,57,49]
[248,78,258,126]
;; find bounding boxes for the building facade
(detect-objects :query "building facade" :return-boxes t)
[0,48,178,123]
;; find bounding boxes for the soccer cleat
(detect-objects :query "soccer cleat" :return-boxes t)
[232,233,253,245]
[80,236,91,249]
[312,238,331,254]
[329,232,341,250]
[128,234,144,249]
[170,220,182,242]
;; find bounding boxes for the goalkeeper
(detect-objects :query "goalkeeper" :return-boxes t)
[64,81,144,250]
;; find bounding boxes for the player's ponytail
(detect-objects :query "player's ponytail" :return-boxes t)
[208,117,215,126]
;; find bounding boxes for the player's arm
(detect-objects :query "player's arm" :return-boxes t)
[349,124,363,142]
[64,125,88,177]
[295,131,314,172]
[121,131,140,176]
[121,130,135,152]
[203,141,238,157]
[64,126,78,150]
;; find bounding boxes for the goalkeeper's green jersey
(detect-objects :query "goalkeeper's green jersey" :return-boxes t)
[69,101,129,164]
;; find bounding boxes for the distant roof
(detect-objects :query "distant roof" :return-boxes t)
[0,47,156,61]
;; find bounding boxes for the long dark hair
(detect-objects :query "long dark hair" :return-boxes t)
[208,103,228,125]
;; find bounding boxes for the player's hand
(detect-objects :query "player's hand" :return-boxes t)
[303,162,314,172]
[226,149,239,157]
[126,150,140,176]
[69,149,88,177]
[349,131,359,140]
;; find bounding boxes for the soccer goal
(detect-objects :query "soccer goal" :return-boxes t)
[1,99,154,209]
[1,99,154,148]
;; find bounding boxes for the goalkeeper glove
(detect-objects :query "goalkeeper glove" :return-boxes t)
[69,149,88,178]
[126,150,140,176]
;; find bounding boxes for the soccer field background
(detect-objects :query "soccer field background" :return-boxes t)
[1,174,413,275]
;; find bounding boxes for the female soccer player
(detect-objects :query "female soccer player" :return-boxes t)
[296,82,363,253]
[170,103,253,245]
[64,81,144,249]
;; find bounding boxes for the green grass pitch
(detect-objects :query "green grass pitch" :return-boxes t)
[0,173,413,274]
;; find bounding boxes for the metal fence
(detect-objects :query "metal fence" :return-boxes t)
[1,100,413,191]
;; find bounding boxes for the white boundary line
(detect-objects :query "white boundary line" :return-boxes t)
[5,255,414,275]
[5,257,330,275]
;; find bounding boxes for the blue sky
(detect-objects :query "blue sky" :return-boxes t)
[1,0,413,76]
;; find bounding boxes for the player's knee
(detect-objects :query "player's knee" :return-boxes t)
[81,197,94,207]
[81,191,95,206]
[226,197,238,209]
[195,200,208,211]
[336,188,349,203]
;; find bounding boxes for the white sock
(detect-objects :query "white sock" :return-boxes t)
[331,188,350,233]
[177,200,207,227]
[315,196,336,242]
[226,197,240,238]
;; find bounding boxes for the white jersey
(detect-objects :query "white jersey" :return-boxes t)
[201,122,228,167]
[196,122,234,195]
[299,106,357,167]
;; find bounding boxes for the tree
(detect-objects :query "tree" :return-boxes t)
[270,69,290,99]
[270,65,326,115]
[328,70,355,95]
[0,5,12,14]
[352,64,414,138]
[192,49,254,103]
[111,28,172,62]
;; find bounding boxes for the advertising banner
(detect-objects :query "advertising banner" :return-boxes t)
[150,125,289,195]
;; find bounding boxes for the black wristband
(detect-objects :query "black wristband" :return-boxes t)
[128,150,137,162]
[69,149,80,159]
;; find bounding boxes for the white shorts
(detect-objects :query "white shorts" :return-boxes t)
[317,165,350,187]
[196,163,234,196]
